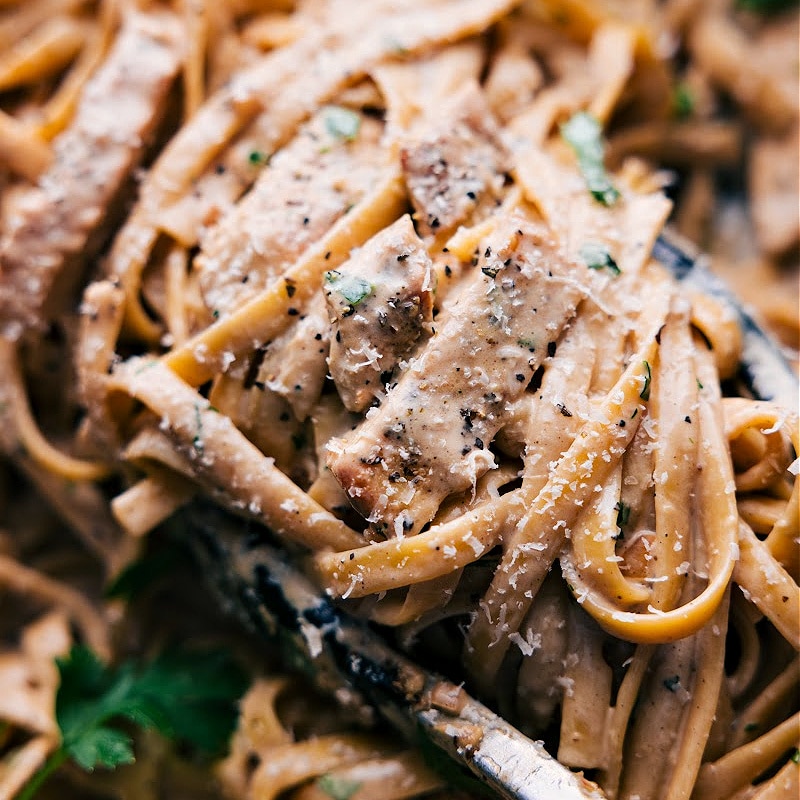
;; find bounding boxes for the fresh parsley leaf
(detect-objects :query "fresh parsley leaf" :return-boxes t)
[130,648,248,754]
[560,111,620,206]
[55,648,140,771]
[324,106,361,142]
[640,361,652,401]
[105,546,182,600]
[736,0,798,14]
[615,500,631,530]
[672,82,694,120]
[22,645,248,799]
[317,774,362,800]
[325,270,372,306]
[579,241,621,275]
[68,727,135,771]
[248,149,270,166]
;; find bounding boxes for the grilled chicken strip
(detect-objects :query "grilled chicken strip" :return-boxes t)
[325,215,434,413]
[255,292,331,422]
[400,82,509,238]
[327,219,586,536]
[0,11,181,339]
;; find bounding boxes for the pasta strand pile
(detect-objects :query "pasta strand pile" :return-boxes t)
[0,1,797,799]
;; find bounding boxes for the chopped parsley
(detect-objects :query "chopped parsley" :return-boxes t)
[247,149,270,166]
[615,500,631,531]
[325,270,372,306]
[318,774,362,800]
[640,361,652,401]
[18,645,247,800]
[579,241,621,275]
[560,111,620,206]
[384,35,409,55]
[672,82,694,120]
[192,402,204,452]
[323,106,362,142]
[792,748,800,764]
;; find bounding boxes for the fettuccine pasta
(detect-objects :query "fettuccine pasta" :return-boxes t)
[0,1,797,799]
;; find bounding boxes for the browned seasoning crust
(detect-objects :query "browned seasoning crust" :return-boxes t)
[325,214,434,413]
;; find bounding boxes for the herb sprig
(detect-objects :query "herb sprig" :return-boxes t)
[19,645,247,800]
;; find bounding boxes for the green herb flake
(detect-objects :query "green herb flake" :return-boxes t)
[323,106,362,142]
[672,82,694,120]
[318,774,362,800]
[736,0,799,14]
[640,361,652,401]
[133,360,159,375]
[697,378,704,390]
[324,270,372,307]
[792,748,800,764]
[560,111,620,206]
[384,35,408,55]
[615,500,631,530]
[248,150,270,166]
[579,241,621,275]
[105,547,182,600]
[19,646,248,800]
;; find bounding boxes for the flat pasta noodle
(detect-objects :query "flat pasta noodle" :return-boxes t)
[107,359,364,552]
